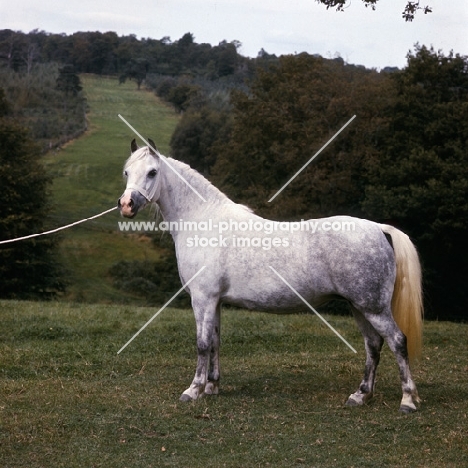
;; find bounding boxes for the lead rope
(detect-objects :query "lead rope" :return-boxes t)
[0,206,118,245]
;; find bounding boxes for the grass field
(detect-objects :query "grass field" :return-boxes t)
[0,300,467,467]
[43,75,179,303]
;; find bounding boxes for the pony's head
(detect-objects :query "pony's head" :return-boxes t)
[118,139,161,218]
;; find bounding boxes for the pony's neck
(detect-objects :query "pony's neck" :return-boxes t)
[157,157,230,222]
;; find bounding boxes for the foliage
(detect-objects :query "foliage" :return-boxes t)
[109,237,191,308]
[1,300,467,467]
[0,117,65,298]
[0,62,86,151]
[212,54,391,221]
[119,58,149,90]
[0,86,8,114]
[170,103,232,175]
[165,82,202,113]
[0,29,248,83]
[315,0,432,21]
[148,64,252,112]
[56,64,82,96]
[362,45,468,320]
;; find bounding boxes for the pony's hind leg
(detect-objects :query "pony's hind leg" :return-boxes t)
[357,308,420,413]
[346,308,384,407]
[180,297,221,402]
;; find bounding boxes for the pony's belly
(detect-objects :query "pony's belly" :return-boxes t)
[221,289,333,313]
[223,296,304,312]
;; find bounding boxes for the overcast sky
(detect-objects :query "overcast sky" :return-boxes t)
[3,0,467,69]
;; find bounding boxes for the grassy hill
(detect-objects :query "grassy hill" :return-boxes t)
[43,75,179,303]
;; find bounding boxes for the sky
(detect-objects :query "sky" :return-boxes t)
[2,0,467,69]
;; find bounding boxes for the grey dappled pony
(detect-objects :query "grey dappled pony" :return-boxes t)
[118,140,423,413]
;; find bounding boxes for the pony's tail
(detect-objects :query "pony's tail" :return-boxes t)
[380,224,423,364]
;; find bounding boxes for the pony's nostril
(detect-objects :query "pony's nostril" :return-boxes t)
[129,199,134,208]
[117,198,122,208]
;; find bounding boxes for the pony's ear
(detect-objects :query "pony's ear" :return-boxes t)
[131,139,138,153]
[148,138,158,155]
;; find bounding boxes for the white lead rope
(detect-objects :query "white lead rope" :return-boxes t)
[0,206,118,245]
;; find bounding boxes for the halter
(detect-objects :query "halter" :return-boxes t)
[126,180,159,202]
[124,149,161,202]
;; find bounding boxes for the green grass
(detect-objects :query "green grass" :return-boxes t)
[1,300,467,467]
[43,75,179,302]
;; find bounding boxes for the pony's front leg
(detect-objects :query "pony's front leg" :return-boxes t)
[180,299,220,402]
[204,303,221,396]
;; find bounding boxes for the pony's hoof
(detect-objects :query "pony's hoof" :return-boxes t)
[204,381,219,396]
[179,393,193,402]
[345,392,372,407]
[345,397,361,407]
[399,404,417,414]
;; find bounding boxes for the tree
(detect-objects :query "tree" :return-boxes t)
[362,46,468,319]
[315,0,432,21]
[212,54,393,221]
[214,41,239,77]
[0,29,27,71]
[177,32,195,49]
[0,87,9,115]
[166,83,201,113]
[56,64,82,96]
[0,106,65,298]
[0,61,87,150]
[170,105,232,175]
[119,58,149,89]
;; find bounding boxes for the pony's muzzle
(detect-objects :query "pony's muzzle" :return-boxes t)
[118,190,146,218]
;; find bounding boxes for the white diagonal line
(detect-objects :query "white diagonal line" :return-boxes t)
[268,115,356,202]
[117,266,206,354]
[118,114,207,202]
[268,266,357,353]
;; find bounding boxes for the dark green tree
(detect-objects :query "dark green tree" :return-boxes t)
[177,32,195,49]
[0,104,65,298]
[362,46,468,319]
[0,87,9,115]
[166,83,201,113]
[56,64,82,96]
[170,105,232,175]
[0,29,26,71]
[119,58,149,89]
[215,41,239,77]
[212,54,392,221]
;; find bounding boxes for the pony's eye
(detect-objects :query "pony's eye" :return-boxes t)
[123,170,128,178]
[148,169,157,178]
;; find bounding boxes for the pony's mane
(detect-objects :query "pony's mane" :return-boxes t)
[168,158,230,203]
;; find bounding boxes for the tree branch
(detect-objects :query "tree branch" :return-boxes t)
[315,0,432,21]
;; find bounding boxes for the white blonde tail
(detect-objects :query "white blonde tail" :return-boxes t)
[380,224,423,363]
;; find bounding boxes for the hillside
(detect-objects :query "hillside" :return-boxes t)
[43,75,179,303]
